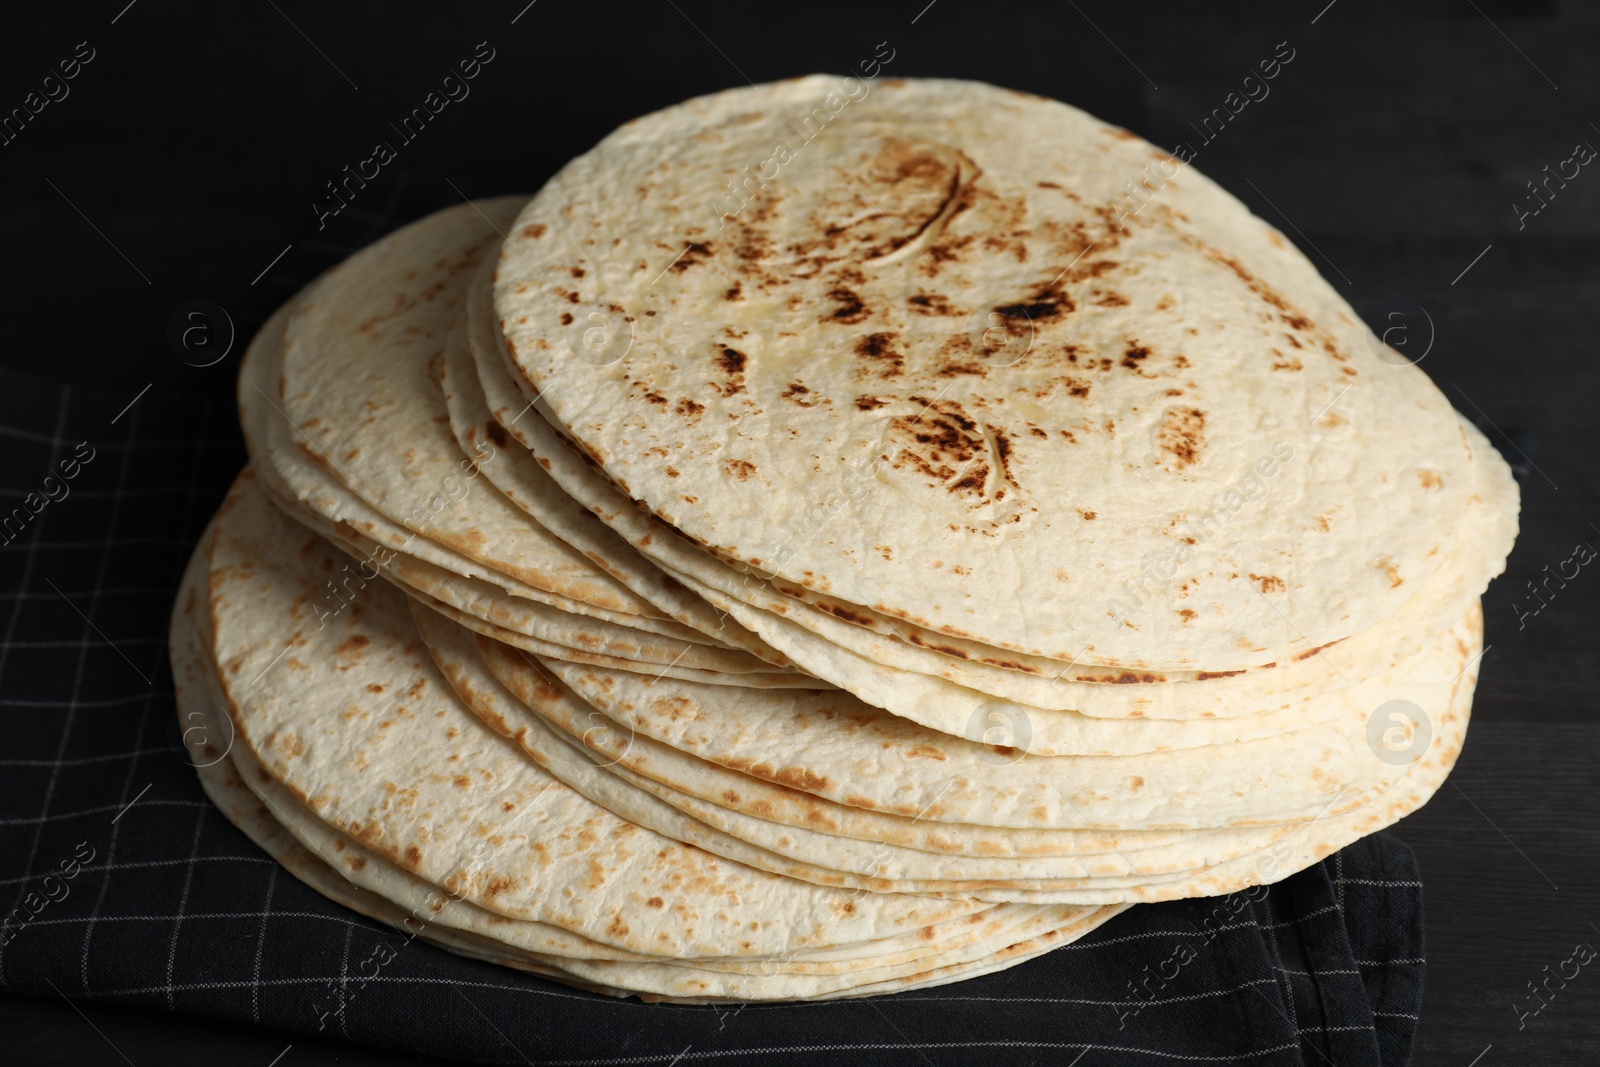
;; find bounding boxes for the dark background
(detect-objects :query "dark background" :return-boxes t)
[2,0,1597,1063]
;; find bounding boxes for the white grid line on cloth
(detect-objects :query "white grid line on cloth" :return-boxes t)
[170,399,211,597]
[78,694,151,994]
[93,973,604,1002]
[1277,904,1342,926]
[0,389,91,987]
[0,799,209,825]
[715,978,1285,1011]
[83,392,211,996]
[1272,966,1362,978]
[0,421,204,448]
[1255,900,1302,1040]
[1298,1026,1379,1034]
[1332,879,1423,888]
[163,803,211,1010]
[24,910,375,929]
[0,384,69,702]
[335,899,355,1037]
[1355,958,1425,966]
[776,977,1286,1012]
[251,865,279,1024]
[1335,851,1345,913]
[0,855,277,889]
[1372,1011,1421,1019]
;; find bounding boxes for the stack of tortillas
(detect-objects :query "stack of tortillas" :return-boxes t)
[172,76,1518,1002]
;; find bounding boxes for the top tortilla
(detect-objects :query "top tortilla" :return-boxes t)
[495,75,1478,670]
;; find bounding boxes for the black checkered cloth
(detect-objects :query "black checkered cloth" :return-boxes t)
[0,178,1426,1066]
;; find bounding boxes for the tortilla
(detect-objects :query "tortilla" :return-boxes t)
[495,76,1476,671]
[205,471,1019,958]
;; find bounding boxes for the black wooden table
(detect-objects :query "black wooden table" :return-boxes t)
[3,2,1596,1064]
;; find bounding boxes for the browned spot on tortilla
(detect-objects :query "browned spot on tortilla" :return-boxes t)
[1418,470,1441,489]
[724,458,757,481]
[1250,573,1286,594]
[855,332,904,377]
[337,635,369,656]
[521,223,546,239]
[1103,672,1161,684]
[908,292,957,316]
[993,284,1074,325]
[724,282,742,301]
[712,347,747,396]
[825,287,869,324]
[855,395,887,411]
[485,421,509,449]
[821,602,874,626]
[647,896,665,909]
[669,241,712,273]
[884,399,1003,501]
[367,683,384,694]
[1157,407,1207,468]
[675,398,704,419]
[773,766,830,792]
[1178,608,1197,622]
[906,744,948,761]
[1291,637,1343,662]
[903,631,973,660]
[781,381,817,406]
[1080,509,1096,521]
